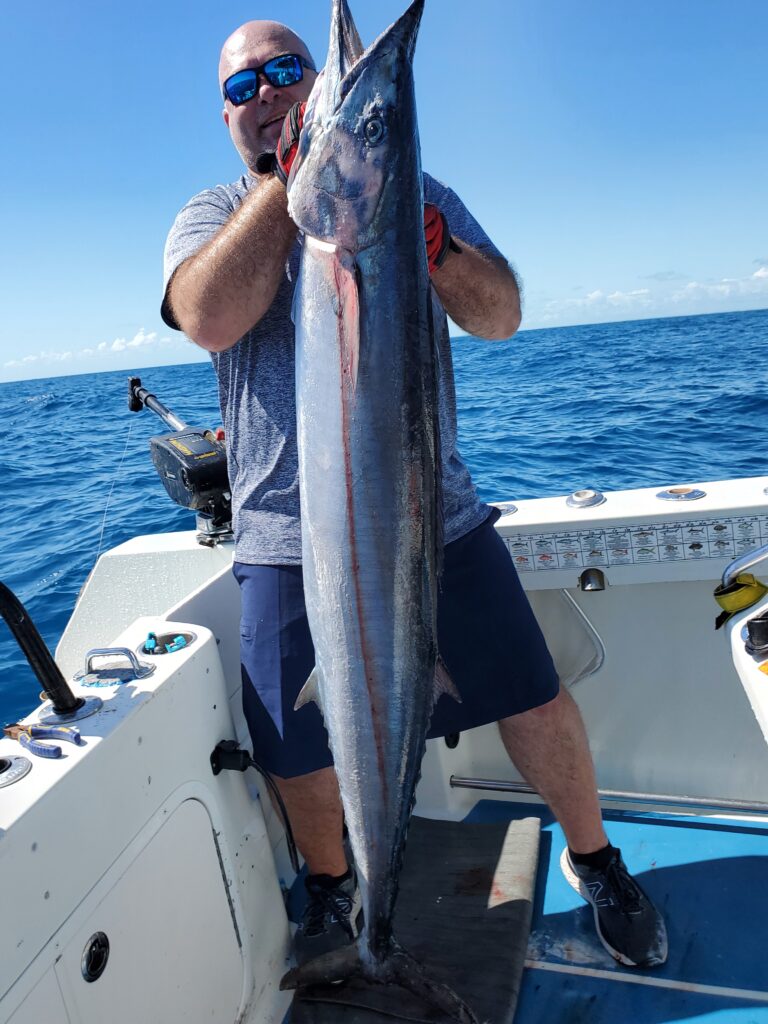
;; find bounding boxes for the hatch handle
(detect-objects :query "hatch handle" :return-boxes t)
[82,647,155,680]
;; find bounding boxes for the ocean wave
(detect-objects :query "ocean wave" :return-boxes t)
[1,312,767,723]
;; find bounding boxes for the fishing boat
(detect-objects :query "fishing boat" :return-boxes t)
[2,380,767,1023]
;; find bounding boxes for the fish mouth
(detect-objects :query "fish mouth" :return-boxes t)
[304,236,341,255]
[290,179,380,254]
[303,232,362,267]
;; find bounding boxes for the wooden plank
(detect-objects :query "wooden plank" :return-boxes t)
[291,814,540,1024]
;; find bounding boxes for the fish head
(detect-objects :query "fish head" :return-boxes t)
[288,0,425,254]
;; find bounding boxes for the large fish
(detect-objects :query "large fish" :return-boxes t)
[282,1,476,1021]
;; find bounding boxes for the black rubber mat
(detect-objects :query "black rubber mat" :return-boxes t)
[290,814,540,1024]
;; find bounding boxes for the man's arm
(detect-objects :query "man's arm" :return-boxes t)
[166,177,297,352]
[430,240,521,341]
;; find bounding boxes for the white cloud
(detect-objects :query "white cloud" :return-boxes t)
[128,329,157,348]
[3,327,184,373]
[2,327,204,380]
[530,263,768,328]
[606,288,651,307]
[4,350,74,368]
[670,270,768,302]
[110,328,159,353]
[536,286,654,323]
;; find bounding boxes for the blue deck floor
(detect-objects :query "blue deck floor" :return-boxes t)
[466,799,768,1023]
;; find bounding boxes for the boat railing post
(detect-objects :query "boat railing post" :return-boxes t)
[721,542,768,589]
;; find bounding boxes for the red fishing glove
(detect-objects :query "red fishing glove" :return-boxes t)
[274,102,306,185]
[424,203,452,274]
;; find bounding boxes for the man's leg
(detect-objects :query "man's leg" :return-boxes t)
[498,685,607,854]
[234,562,361,964]
[498,685,667,968]
[270,767,362,965]
[431,516,667,968]
[272,766,347,876]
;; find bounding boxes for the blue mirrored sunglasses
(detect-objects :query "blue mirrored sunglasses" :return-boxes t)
[222,54,315,106]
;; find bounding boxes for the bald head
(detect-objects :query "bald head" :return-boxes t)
[218,20,318,176]
[219,20,314,90]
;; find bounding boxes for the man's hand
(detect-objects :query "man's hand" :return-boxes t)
[256,102,306,183]
[423,205,519,337]
[424,204,454,275]
[275,102,305,184]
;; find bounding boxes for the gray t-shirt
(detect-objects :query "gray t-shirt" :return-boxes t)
[162,172,501,565]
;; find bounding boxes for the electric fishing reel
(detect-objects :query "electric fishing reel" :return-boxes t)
[128,376,232,546]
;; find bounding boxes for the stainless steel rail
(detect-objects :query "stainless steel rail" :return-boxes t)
[449,775,768,816]
[722,541,768,590]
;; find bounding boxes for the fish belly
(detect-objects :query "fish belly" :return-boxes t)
[295,237,437,960]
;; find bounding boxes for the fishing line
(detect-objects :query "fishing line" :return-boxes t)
[211,740,300,872]
[95,420,135,562]
[247,752,301,873]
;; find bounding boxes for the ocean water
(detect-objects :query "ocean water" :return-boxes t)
[1,308,766,725]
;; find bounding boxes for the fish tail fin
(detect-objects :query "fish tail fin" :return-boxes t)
[281,940,477,1024]
[388,941,479,1024]
[280,944,363,991]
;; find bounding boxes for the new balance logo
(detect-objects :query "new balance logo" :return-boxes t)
[586,880,615,908]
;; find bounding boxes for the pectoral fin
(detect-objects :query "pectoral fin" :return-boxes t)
[294,667,323,712]
[434,656,462,704]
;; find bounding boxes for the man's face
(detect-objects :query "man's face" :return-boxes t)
[220,25,317,175]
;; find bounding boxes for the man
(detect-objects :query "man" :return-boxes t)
[162,19,667,971]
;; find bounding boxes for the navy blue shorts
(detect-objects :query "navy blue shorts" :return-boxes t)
[235,511,559,778]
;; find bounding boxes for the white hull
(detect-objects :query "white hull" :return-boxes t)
[3,475,768,1021]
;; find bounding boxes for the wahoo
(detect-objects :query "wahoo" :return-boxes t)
[281,1,476,1021]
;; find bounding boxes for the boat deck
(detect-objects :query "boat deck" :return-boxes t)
[468,800,768,1023]
[287,799,768,1022]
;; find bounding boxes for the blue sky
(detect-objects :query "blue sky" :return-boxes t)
[1,0,766,382]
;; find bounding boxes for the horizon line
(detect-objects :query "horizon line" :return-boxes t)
[1,305,766,387]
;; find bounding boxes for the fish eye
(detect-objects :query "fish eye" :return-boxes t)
[363,116,386,146]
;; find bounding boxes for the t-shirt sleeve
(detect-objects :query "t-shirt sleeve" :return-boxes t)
[423,173,505,263]
[161,187,237,330]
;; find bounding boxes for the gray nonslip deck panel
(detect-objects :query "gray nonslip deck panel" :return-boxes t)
[291,815,540,1024]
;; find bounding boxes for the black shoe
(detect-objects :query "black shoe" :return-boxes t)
[560,847,668,968]
[293,870,363,967]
